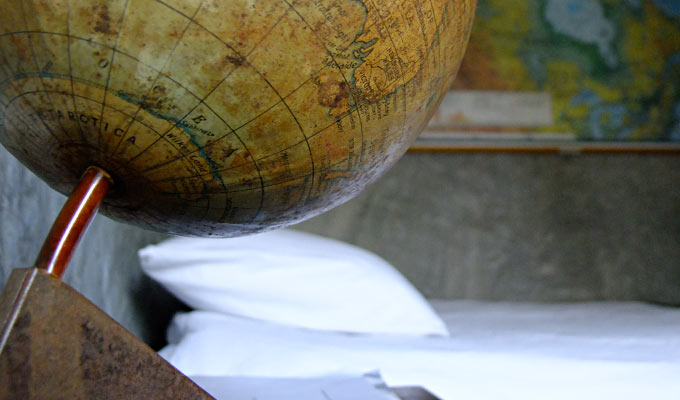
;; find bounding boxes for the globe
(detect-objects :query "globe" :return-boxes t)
[0,0,475,236]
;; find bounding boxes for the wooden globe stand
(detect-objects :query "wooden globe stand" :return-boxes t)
[0,167,213,399]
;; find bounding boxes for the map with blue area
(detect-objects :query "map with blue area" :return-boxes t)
[451,0,680,143]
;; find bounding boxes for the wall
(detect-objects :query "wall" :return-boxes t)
[295,152,680,305]
[2,146,679,347]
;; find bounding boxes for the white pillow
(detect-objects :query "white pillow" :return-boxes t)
[138,229,448,336]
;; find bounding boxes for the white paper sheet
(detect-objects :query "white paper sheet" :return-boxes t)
[190,374,401,400]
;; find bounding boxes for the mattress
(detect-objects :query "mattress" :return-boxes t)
[160,300,680,400]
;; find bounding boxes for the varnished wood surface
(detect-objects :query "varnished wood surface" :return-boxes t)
[34,167,112,279]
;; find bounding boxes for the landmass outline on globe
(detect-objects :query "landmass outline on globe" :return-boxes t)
[0,0,475,236]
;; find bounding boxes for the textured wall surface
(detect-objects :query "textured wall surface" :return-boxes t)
[2,146,679,347]
[296,152,680,305]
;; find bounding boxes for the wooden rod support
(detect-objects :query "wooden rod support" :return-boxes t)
[34,166,113,279]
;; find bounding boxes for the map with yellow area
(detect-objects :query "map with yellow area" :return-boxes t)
[421,0,680,148]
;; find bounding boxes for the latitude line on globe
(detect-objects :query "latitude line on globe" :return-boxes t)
[133,56,345,176]
[379,0,453,146]
[0,83,49,149]
[0,30,211,161]
[138,96,364,186]
[427,0,443,81]
[143,0,315,199]
[18,2,75,145]
[0,38,62,150]
[65,0,90,145]
[3,98,58,161]
[4,90,188,148]
[366,0,409,86]
[0,18,308,189]
[120,1,313,221]
[0,57,359,189]
[108,1,205,159]
[0,29,251,215]
[0,51,250,188]
[2,92,62,151]
[136,161,368,214]
[0,0,476,237]
[146,108,360,185]
[379,0,454,149]
[26,33,79,144]
[283,0,364,153]
[2,90,189,164]
[96,0,131,154]
[0,81,45,142]
[9,79,365,195]
[2,105,51,158]
[116,0,298,221]
[16,2,73,144]
[364,0,410,150]
[274,0,373,174]
[283,0,368,171]
[101,1,226,223]
[3,85,219,199]
[287,0,446,171]
[135,0,295,141]
[349,0,404,35]
[139,1,230,224]
[152,155,353,197]
[125,0,290,161]
[353,0,454,149]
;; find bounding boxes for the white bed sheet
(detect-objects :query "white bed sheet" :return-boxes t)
[161,301,680,400]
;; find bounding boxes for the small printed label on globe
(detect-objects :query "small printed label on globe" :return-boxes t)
[0,0,475,236]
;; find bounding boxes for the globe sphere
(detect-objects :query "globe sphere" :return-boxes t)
[0,0,475,236]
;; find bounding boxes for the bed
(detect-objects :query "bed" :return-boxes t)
[139,230,680,400]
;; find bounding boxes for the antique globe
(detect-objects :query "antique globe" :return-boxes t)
[0,0,476,237]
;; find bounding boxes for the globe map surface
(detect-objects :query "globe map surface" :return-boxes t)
[0,0,475,236]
